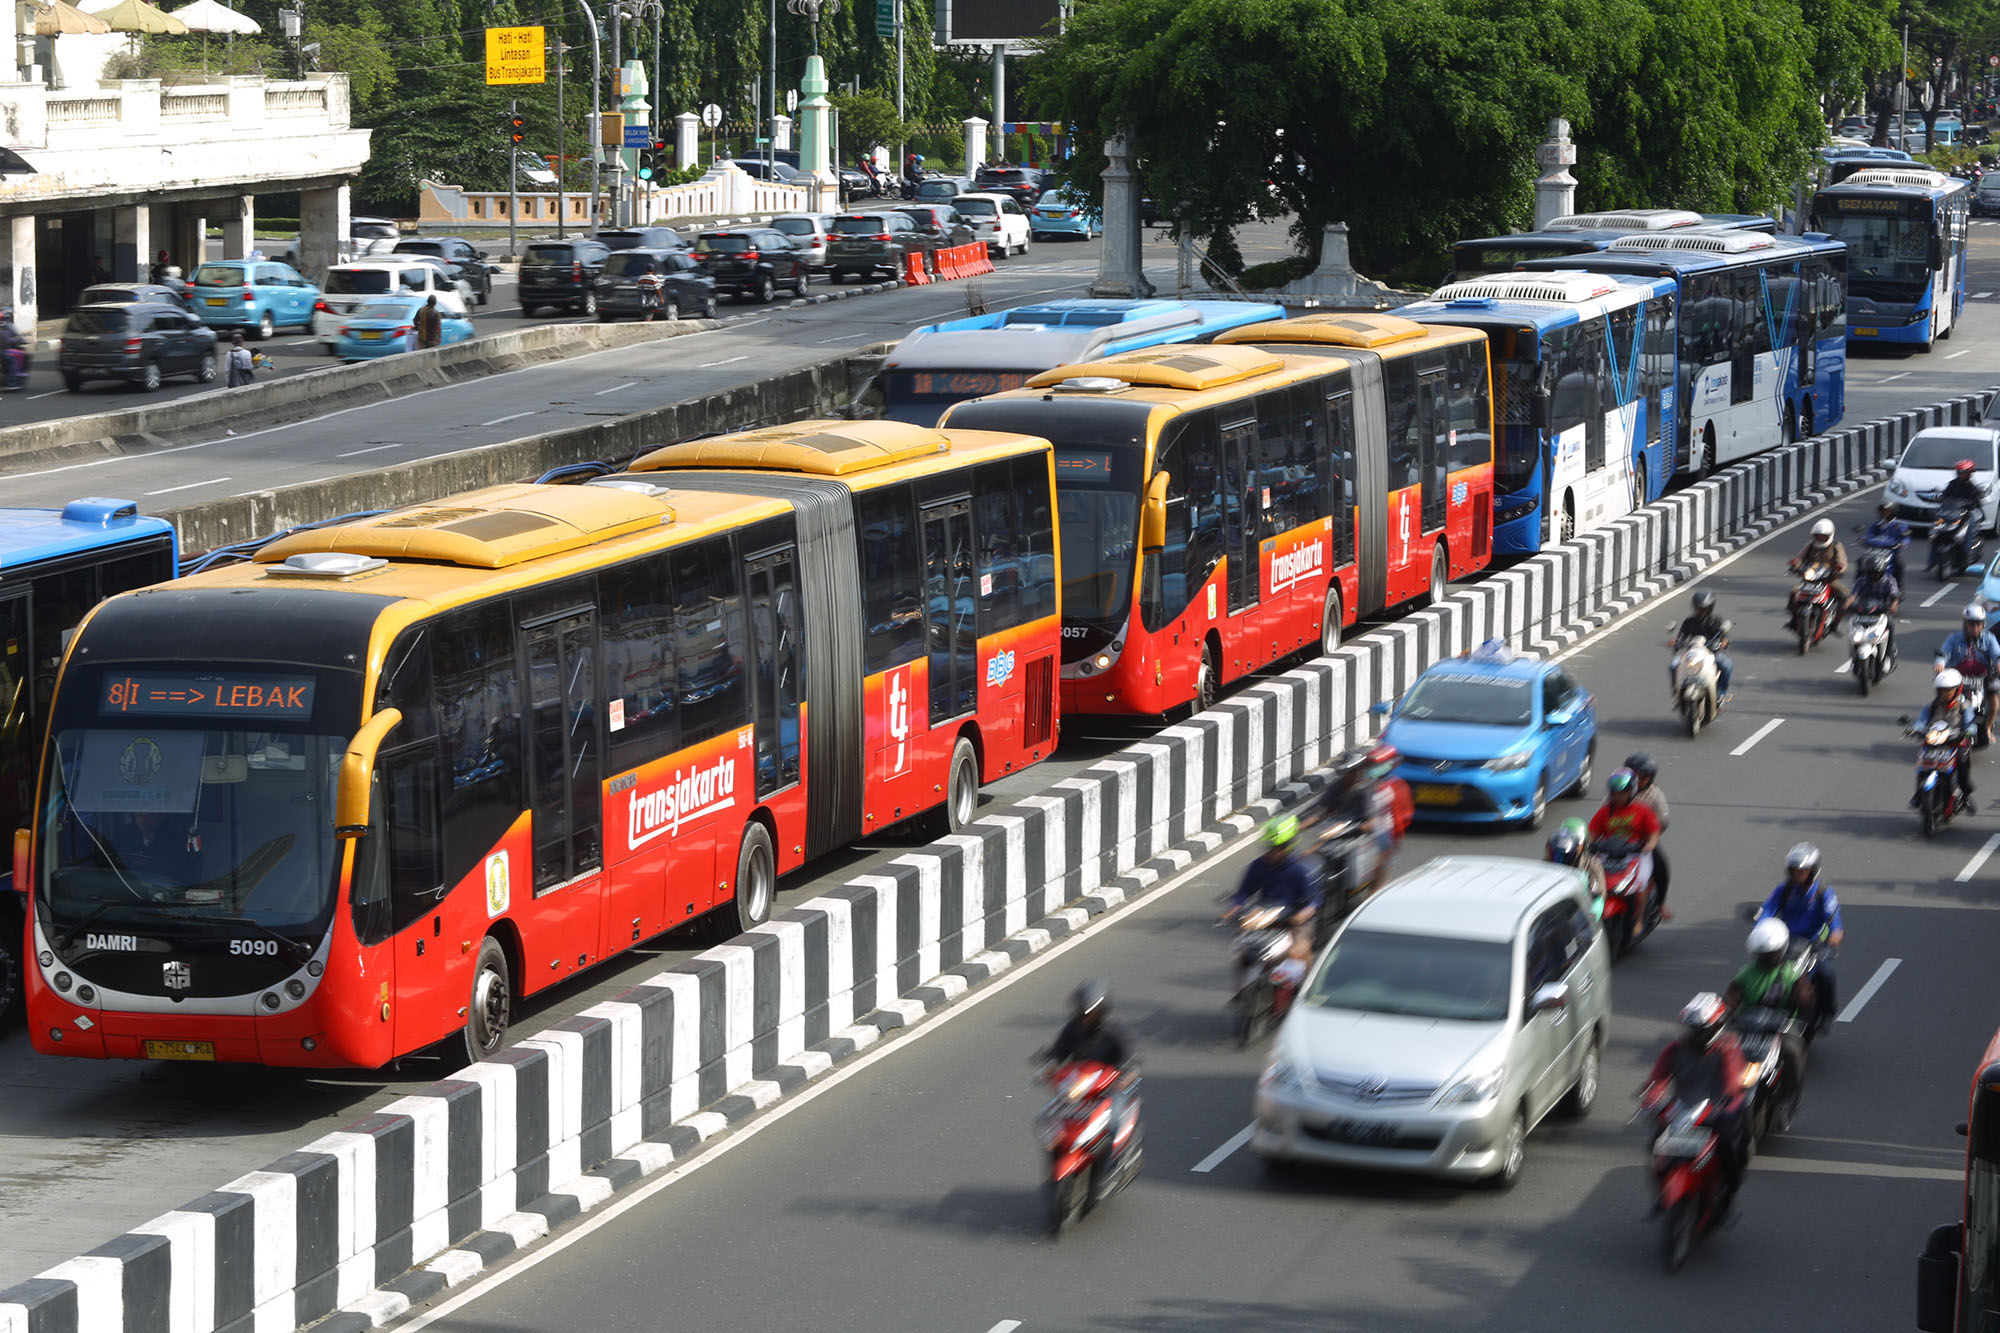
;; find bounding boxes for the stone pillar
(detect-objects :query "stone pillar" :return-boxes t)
[962,117,989,172]
[218,196,255,259]
[798,55,837,211]
[772,114,792,152]
[1533,117,1577,230]
[1,213,36,329]
[176,211,207,274]
[618,60,650,228]
[112,205,148,282]
[297,183,350,284]
[675,111,700,172]
[1089,133,1154,299]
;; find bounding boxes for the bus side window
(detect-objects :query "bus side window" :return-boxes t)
[31,566,94,715]
[1011,455,1057,624]
[1254,391,1298,536]
[1142,423,1191,633]
[1444,342,1489,473]
[380,743,443,938]
[430,602,522,894]
[1417,362,1448,529]
[1181,408,1224,590]
[1324,388,1357,563]
[600,551,678,772]
[856,484,925,671]
[1731,270,1759,406]
[672,536,748,746]
[973,461,1023,634]
[1383,358,1423,495]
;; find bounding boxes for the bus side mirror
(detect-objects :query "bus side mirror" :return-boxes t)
[1917,1222,1963,1333]
[1140,469,1171,554]
[334,707,404,838]
[1930,234,1946,268]
[12,828,27,891]
[1530,387,1551,430]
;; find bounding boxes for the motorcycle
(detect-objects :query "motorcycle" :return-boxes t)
[1228,904,1296,1045]
[1639,1087,1730,1273]
[1731,1006,1804,1151]
[1670,630,1726,735]
[0,336,26,392]
[635,271,666,321]
[1856,524,1908,586]
[1847,606,1895,694]
[1931,500,1983,580]
[1596,835,1661,958]
[1902,712,1973,836]
[1036,1059,1141,1235]
[1310,814,1379,928]
[1787,560,1838,654]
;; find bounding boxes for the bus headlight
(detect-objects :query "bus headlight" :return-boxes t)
[261,992,282,1011]
[52,971,71,993]
[75,985,94,1004]
[1094,653,1113,670]
[285,979,307,1000]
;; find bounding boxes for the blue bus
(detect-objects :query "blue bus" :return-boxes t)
[1400,270,1679,553]
[853,297,1287,425]
[1519,230,1848,476]
[1449,210,1777,280]
[1811,166,1970,351]
[0,498,178,1032]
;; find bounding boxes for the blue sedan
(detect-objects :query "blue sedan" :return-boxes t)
[332,297,474,361]
[1373,641,1597,829]
[1029,189,1099,241]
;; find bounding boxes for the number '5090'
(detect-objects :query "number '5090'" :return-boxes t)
[229,939,281,956]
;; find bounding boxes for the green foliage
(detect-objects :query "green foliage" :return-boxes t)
[1233,255,1313,291]
[830,88,905,154]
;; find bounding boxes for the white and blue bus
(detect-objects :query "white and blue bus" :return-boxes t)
[1400,270,1679,553]
[1520,229,1849,477]
[1449,209,1776,280]
[1811,166,1969,351]
[852,297,1286,425]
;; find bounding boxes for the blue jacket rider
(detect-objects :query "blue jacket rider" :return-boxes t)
[1756,842,1843,1031]
[1937,604,2000,741]
[1227,817,1321,920]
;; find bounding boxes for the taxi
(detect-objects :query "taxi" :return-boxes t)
[1371,641,1596,830]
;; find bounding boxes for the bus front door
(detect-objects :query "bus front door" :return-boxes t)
[524,609,603,904]
[1221,416,1260,674]
[921,499,977,737]
[745,547,803,798]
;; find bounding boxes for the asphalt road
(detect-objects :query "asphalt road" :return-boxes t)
[409,479,1987,1333]
[1,224,1997,1296]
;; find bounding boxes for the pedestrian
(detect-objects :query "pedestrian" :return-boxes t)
[149,249,170,284]
[88,257,108,285]
[225,331,255,387]
[414,294,442,349]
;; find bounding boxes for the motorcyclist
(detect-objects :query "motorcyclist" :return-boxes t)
[1754,842,1844,1036]
[1937,459,1989,572]
[1788,518,1850,632]
[1304,748,1396,896]
[1624,752,1671,915]
[1044,980,1140,1159]
[1585,768,1661,895]
[1644,993,1750,1218]
[1935,604,2000,743]
[1546,818,1605,915]
[1670,588,1733,703]
[1849,548,1901,668]
[1861,498,1910,585]
[1725,918,1813,1102]
[1222,816,1320,929]
[1920,667,1981,807]
[0,309,24,391]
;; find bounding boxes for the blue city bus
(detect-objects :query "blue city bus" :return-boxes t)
[853,297,1288,425]
[1449,210,1777,280]
[1811,166,1970,350]
[1519,229,1849,477]
[0,498,177,1032]
[1400,270,1679,553]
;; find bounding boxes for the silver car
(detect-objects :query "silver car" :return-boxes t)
[1253,855,1611,1187]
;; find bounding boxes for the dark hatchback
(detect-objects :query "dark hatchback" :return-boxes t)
[896,205,976,248]
[519,238,611,316]
[60,302,218,392]
[691,229,810,302]
[825,211,928,281]
[390,236,495,303]
[596,249,717,321]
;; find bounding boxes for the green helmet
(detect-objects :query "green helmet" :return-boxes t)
[1262,814,1298,849]
[1559,817,1589,840]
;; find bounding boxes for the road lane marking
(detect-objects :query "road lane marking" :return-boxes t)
[287,338,316,346]
[1958,837,2000,883]
[1754,1153,1956,1182]
[482,411,536,426]
[144,476,230,496]
[1837,958,1902,1022]
[1191,1122,1255,1174]
[1947,348,1974,359]
[985,1323,1023,1333]
[1729,718,1784,756]
[1834,658,1851,673]
[1980,291,1996,299]
[26,390,61,399]
[593,381,637,395]
[1924,582,1959,608]
[696,355,749,368]
[335,442,413,457]
[1882,372,1911,382]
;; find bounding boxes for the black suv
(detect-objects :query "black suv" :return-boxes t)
[60,302,218,392]
[972,167,1040,208]
[825,212,929,281]
[895,205,976,248]
[596,249,717,321]
[391,237,494,305]
[598,227,688,252]
[691,228,810,303]
[519,238,611,316]
[78,281,198,315]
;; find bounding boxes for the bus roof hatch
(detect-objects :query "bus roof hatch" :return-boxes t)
[254,483,671,570]
[1605,231,1775,254]
[1434,272,1622,304]
[1544,209,1703,231]
[630,419,951,476]
[1841,167,1950,190]
[1212,312,1429,349]
[1027,343,1284,391]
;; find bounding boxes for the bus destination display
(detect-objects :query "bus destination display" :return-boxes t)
[100,671,316,719]
[903,371,1031,398]
[1055,451,1116,479]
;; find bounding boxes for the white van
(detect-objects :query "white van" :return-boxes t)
[313,259,469,350]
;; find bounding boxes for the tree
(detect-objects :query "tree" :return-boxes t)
[830,88,904,157]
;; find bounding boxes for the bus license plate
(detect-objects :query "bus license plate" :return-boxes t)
[204,297,228,306]
[1853,327,1877,337]
[1414,783,1459,805]
[144,1040,215,1061]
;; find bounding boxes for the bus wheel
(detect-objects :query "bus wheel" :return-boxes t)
[460,937,512,1066]
[933,736,980,834]
[722,822,776,937]
[1558,501,1576,545]
[1319,584,1343,656]
[1422,544,1448,606]
[1193,644,1219,715]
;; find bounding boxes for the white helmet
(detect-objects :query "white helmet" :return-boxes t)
[1810,519,1834,541]
[1748,917,1791,958]
[1967,604,1989,625]
[1938,667,1966,691]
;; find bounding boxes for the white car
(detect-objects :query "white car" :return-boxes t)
[1884,425,2000,533]
[1253,855,1611,1187]
[770,213,835,269]
[951,192,1031,256]
[313,259,470,350]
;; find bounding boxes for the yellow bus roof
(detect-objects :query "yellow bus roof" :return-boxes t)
[628,418,1048,487]
[1213,311,1485,352]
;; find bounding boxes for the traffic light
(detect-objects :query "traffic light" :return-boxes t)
[507,113,526,145]
[637,140,667,182]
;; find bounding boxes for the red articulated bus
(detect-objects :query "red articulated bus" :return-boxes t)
[939,314,1494,717]
[21,421,1059,1067]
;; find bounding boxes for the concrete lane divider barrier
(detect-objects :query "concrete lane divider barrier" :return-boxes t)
[1,387,1986,1333]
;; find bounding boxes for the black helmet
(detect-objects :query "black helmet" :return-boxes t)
[1072,979,1111,1024]
[1546,825,1586,867]
[1692,589,1716,613]
[1623,752,1658,784]
[1861,548,1891,577]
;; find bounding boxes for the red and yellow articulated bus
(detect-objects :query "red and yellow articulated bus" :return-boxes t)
[21,421,1058,1067]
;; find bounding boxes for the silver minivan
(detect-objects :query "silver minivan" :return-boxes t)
[1253,855,1611,1187]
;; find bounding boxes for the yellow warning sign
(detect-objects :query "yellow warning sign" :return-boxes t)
[485,26,545,86]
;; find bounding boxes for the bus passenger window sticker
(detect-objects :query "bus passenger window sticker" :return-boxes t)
[484,850,510,918]
[73,730,205,813]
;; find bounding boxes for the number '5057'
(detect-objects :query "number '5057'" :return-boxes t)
[229,939,280,956]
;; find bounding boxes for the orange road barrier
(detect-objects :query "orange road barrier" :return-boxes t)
[904,249,930,285]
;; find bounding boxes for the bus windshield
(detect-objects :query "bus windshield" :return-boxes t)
[1489,327,1544,493]
[1821,211,1933,301]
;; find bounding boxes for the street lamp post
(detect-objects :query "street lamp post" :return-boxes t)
[575,1,602,234]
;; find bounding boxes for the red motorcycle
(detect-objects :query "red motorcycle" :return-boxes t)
[1036,1060,1142,1235]
[1595,836,1661,959]
[1787,559,1838,654]
[1640,1084,1729,1272]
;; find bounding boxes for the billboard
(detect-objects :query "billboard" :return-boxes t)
[935,0,1062,46]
